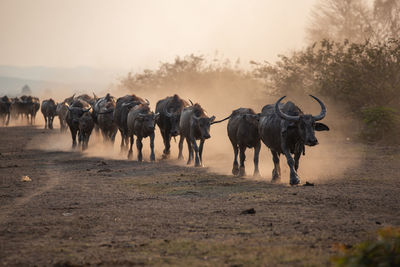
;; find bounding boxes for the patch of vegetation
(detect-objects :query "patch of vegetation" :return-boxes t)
[360,107,400,144]
[332,227,400,267]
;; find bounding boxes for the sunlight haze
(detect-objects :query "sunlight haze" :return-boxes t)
[0,0,316,69]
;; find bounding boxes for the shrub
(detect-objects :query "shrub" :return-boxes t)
[360,106,400,143]
[332,227,400,267]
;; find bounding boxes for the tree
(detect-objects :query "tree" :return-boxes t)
[21,84,32,96]
[372,0,400,41]
[306,0,373,44]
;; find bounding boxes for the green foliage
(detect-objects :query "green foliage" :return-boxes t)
[332,227,400,267]
[360,106,400,143]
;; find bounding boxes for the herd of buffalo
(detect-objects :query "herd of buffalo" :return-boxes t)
[0,93,329,185]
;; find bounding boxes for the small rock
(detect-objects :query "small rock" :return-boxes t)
[376,221,381,225]
[21,175,31,182]
[303,181,314,186]
[62,212,73,217]
[241,208,256,215]
[98,168,112,173]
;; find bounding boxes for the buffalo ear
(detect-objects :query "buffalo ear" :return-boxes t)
[209,116,216,123]
[315,122,329,131]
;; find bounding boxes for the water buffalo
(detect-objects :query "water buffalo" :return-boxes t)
[155,94,190,159]
[76,94,96,106]
[11,96,40,124]
[127,103,159,161]
[95,94,117,143]
[227,108,261,177]
[178,103,217,167]
[66,100,91,147]
[41,99,57,129]
[56,102,69,132]
[63,94,76,105]
[259,95,329,185]
[0,96,11,125]
[114,94,147,150]
[79,112,95,150]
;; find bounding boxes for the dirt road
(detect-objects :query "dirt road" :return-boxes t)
[0,126,399,266]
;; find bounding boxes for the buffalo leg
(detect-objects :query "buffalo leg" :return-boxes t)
[271,150,281,182]
[178,135,184,160]
[239,145,246,176]
[162,130,171,159]
[49,116,53,129]
[294,152,301,171]
[5,113,10,126]
[127,135,134,159]
[136,137,143,162]
[281,142,300,185]
[44,116,48,129]
[192,139,201,167]
[150,133,155,161]
[119,130,125,150]
[232,143,239,175]
[253,141,261,177]
[198,139,205,167]
[186,138,193,165]
[70,128,78,148]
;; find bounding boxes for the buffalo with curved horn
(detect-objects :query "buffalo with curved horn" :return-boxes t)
[179,102,229,167]
[66,99,92,148]
[259,95,329,185]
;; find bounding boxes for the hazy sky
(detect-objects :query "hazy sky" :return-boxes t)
[0,0,316,70]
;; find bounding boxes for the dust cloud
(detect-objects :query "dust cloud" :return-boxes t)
[21,78,365,185]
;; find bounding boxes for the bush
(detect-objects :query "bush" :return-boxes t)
[360,106,400,144]
[332,227,400,267]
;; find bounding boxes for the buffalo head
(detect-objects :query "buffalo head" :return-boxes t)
[193,115,216,139]
[275,95,329,146]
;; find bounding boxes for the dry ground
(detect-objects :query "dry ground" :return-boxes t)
[0,126,399,266]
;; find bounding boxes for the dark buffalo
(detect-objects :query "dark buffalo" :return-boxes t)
[155,94,189,159]
[11,96,40,124]
[76,94,96,106]
[56,102,69,132]
[259,95,329,185]
[0,96,11,125]
[79,112,95,150]
[41,99,57,129]
[227,108,261,177]
[66,100,91,147]
[114,94,146,150]
[127,103,159,161]
[63,94,76,105]
[95,94,118,143]
[178,103,216,167]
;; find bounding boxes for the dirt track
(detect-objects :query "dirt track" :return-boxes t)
[0,126,399,266]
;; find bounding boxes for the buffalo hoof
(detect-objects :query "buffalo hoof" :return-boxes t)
[161,153,170,160]
[253,171,261,178]
[150,155,155,162]
[290,178,301,186]
[239,167,246,177]
[127,151,133,160]
[232,167,239,176]
[195,163,202,167]
[271,177,281,183]
[178,154,184,160]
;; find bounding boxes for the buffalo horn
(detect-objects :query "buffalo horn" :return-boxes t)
[275,96,300,122]
[310,95,326,121]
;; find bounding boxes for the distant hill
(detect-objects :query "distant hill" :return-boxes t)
[0,65,125,97]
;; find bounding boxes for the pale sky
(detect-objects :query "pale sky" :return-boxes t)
[0,0,316,70]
